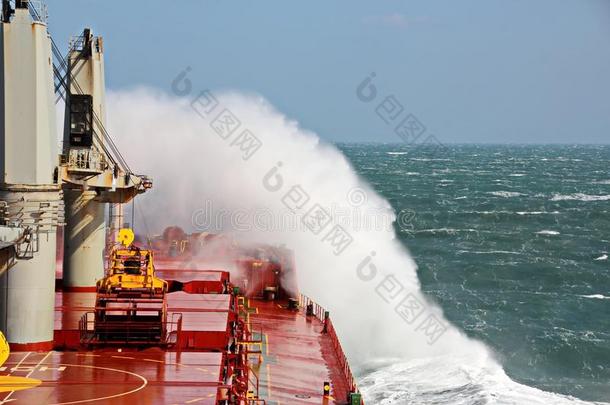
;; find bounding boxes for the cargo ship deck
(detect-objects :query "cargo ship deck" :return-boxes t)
[2,267,359,404]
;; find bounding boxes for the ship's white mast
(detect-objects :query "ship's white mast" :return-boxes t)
[0,1,62,349]
[62,29,107,290]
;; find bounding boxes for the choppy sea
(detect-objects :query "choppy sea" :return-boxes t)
[340,144,610,404]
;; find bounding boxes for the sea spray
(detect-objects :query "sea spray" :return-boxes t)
[104,88,604,404]
[105,87,483,357]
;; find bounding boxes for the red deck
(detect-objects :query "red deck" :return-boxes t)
[248,300,351,404]
[0,351,223,404]
[6,299,351,404]
[9,250,361,403]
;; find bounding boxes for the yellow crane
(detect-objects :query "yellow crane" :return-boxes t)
[97,228,167,296]
[86,229,170,345]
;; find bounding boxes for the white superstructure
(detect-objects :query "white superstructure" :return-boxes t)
[0,2,61,347]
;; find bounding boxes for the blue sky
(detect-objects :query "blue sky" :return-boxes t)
[47,1,610,143]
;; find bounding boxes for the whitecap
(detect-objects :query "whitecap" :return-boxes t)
[536,230,560,236]
[457,250,523,255]
[487,191,526,198]
[580,294,610,300]
[410,158,452,162]
[416,228,477,234]
[360,355,605,405]
[551,193,610,202]
[594,254,608,261]
[386,151,408,155]
[516,211,560,215]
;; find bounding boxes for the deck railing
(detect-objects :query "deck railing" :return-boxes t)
[298,294,364,404]
[79,311,183,346]
[27,0,48,23]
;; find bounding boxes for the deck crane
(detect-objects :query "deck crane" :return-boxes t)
[86,228,170,345]
[55,26,153,291]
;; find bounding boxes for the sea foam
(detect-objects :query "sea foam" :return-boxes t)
[536,230,561,236]
[551,193,610,202]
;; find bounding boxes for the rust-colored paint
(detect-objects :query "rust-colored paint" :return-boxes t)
[8,341,53,352]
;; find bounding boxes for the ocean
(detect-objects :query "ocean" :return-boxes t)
[340,143,610,404]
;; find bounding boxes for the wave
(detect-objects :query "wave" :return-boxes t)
[457,250,523,255]
[536,230,561,236]
[591,180,610,185]
[487,191,526,198]
[416,228,478,235]
[541,157,584,162]
[462,210,560,216]
[359,356,608,405]
[516,211,560,215]
[551,193,610,202]
[580,294,610,300]
[410,158,452,162]
[387,151,408,155]
[108,88,604,405]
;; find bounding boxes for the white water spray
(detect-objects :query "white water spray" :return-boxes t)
[106,87,604,404]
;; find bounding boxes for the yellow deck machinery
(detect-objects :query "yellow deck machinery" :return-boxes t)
[80,229,176,346]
